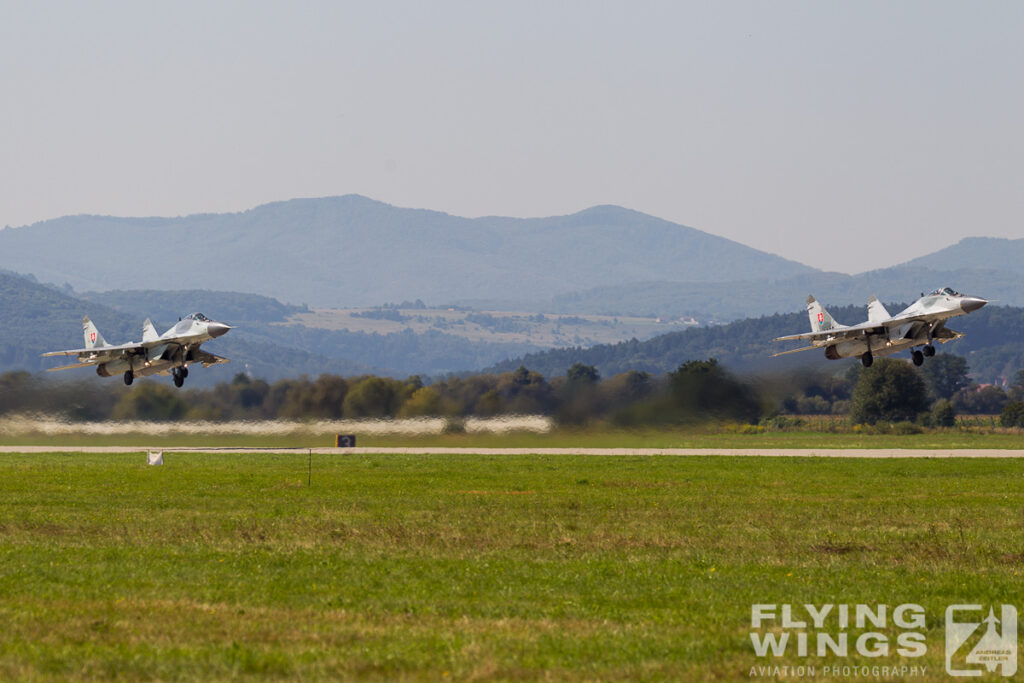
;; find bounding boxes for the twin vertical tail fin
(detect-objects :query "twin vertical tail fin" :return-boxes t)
[82,316,107,349]
[806,295,841,332]
[142,318,159,343]
[867,295,891,324]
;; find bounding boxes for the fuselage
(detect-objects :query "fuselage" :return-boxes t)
[42,312,232,387]
[824,331,940,361]
[824,289,984,361]
[773,288,988,368]
[97,356,177,378]
[96,314,231,378]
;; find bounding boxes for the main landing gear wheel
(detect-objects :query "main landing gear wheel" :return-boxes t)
[861,351,873,368]
[912,350,924,366]
[181,366,189,379]
[123,370,134,386]
[923,344,936,357]
[172,368,185,388]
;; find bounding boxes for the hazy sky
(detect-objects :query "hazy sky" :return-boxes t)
[2,2,1021,274]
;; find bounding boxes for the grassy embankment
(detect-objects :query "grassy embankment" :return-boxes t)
[0,451,1023,679]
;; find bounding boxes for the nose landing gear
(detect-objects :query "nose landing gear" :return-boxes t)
[861,351,874,367]
[172,367,186,388]
[123,370,134,386]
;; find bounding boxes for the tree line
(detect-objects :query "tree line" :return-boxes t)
[0,361,755,425]
[2,353,1023,427]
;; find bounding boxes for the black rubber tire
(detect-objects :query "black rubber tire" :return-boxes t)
[923,345,936,357]
[912,350,924,366]
[861,352,873,368]
[124,370,134,386]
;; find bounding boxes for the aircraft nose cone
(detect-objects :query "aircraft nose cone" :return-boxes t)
[208,322,231,338]
[961,297,987,314]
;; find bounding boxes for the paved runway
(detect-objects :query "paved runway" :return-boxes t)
[2,446,1024,457]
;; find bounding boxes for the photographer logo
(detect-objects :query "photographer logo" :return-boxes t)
[945,604,1016,677]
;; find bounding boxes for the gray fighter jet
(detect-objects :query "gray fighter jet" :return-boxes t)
[773,287,987,367]
[42,313,232,387]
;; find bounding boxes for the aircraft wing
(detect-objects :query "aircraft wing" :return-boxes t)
[41,342,147,358]
[191,349,230,367]
[774,314,953,347]
[45,361,97,372]
[770,345,823,357]
[41,334,179,359]
[773,321,886,343]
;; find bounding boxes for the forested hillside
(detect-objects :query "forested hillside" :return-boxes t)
[489,304,1024,384]
[548,267,1024,320]
[0,272,370,382]
[0,272,539,380]
[241,326,541,377]
[5,268,1022,384]
[0,270,137,371]
[81,290,307,324]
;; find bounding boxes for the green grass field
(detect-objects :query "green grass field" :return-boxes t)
[2,425,1023,450]
[1,451,1023,680]
[370,428,1024,450]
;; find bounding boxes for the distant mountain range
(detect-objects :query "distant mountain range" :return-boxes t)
[543,237,1024,320]
[900,236,1024,273]
[0,195,812,308]
[1,196,1017,321]
[4,194,1015,321]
